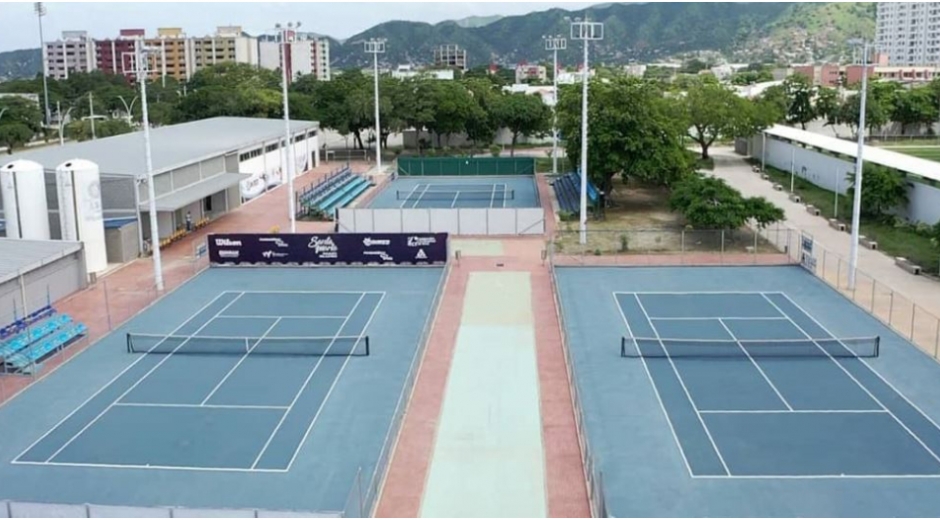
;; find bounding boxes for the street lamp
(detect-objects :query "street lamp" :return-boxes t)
[0,108,7,122]
[134,37,164,291]
[847,38,871,290]
[56,101,74,145]
[275,21,301,233]
[34,2,51,127]
[117,95,139,126]
[364,38,386,173]
[570,16,603,245]
[543,34,567,177]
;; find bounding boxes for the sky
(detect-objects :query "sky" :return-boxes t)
[0,1,595,52]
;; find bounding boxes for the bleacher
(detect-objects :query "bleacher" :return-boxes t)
[552,171,600,215]
[0,310,87,375]
[296,166,373,220]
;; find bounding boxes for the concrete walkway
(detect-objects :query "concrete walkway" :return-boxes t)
[709,147,940,320]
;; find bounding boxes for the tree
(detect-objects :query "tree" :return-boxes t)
[492,92,551,156]
[745,196,785,229]
[0,123,34,154]
[0,96,42,152]
[758,84,788,124]
[845,163,910,223]
[891,87,938,135]
[426,81,475,148]
[556,77,692,192]
[680,59,709,74]
[682,79,770,160]
[815,86,841,131]
[670,174,784,229]
[782,75,816,130]
[65,118,133,141]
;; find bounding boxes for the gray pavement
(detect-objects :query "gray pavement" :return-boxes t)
[709,146,940,320]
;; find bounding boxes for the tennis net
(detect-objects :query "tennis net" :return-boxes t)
[396,189,515,201]
[126,333,370,357]
[620,336,879,359]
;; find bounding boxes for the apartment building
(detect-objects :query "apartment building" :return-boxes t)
[515,63,547,83]
[258,32,331,82]
[150,28,188,81]
[876,2,940,66]
[94,29,143,78]
[185,26,259,78]
[433,44,468,71]
[44,31,96,80]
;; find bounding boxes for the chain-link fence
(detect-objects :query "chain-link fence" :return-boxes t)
[550,224,798,268]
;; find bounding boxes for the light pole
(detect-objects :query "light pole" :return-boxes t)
[275,22,300,233]
[571,16,603,245]
[56,101,74,145]
[34,2,51,127]
[117,95,139,126]
[847,39,871,290]
[134,38,164,291]
[364,39,386,173]
[0,108,7,123]
[543,34,567,177]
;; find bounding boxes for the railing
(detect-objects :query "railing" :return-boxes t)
[296,166,352,218]
[548,257,608,517]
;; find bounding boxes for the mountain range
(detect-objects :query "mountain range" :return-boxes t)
[0,2,876,81]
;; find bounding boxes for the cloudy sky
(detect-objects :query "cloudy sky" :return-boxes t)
[0,2,595,52]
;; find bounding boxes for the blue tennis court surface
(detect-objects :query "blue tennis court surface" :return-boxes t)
[556,266,940,517]
[0,266,443,513]
[367,176,540,209]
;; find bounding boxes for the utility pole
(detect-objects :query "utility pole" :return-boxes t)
[848,39,871,290]
[571,16,603,245]
[34,3,51,127]
[275,22,301,233]
[364,38,386,173]
[135,38,164,291]
[88,91,96,140]
[543,34,567,177]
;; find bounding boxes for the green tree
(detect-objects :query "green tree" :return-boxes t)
[682,79,770,160]
[492,92,551,156]
[0,123,34,154]
[65,118,133,141]
[670,174,784,229]
[845,163,910,223]
[556,77,691,192]
[758,84,788,124]
[783,75,816,130]
[426,81,476,148]
[745,196,785,229]
[815,86,841,129]
[891,87,938,135]
[0,96,43,152]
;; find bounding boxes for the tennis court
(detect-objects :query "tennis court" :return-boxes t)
[367,176,540,209]
[0,266,443,513]
[556,265,940,516]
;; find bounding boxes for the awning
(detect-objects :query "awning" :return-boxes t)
[140,172,249,212]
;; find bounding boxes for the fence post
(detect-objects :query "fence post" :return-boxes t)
[103,279,113,331]
[934,319,940,359]
[889,291,895,326]
[911,305,917,341]
[836,257,842,290]
[870,278,877,313]
[821,249,827,283]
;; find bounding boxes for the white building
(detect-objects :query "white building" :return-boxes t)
[258,32,330,82]
[624,64,647,78]
[44,31,96,80]
[390,65,454,80]
[515,63,547,83]
[876,2,940,66]
[556,69,595,85]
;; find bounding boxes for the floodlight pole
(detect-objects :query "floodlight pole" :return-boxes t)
[276,22,300,233]
[136,38,164,292]
[848,40,870,290]
[571,17,603,245]
[365,39,386,173]
[544,35,567,177]
[35,3,51,127]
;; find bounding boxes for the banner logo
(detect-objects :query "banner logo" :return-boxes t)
[259,237,289,248]
[416,249,428,260]
[363,237,391,247]
[407,236,436,247]
[215,238,242,247]
[219,250,240,259]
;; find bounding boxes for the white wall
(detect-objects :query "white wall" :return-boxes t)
[751,134,940,225]
[238,132,318,200]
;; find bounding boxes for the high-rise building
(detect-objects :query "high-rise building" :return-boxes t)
[149,28,188,82]
[433,44,467,71]
[185,26,259,78]
[876,2,940,66]
[258,32,331,82]
[95,29,144,78]
[44,31,96,80]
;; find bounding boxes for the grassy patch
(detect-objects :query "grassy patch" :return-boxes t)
[755,160,940,274]
[535,156,573,174]
[881,146,940,162]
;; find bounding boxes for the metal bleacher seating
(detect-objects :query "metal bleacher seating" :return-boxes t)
[552,171,600,215]
[0,312,87,374]
[297,166,373,220]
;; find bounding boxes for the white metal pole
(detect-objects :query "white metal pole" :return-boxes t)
[57,101,63,145]
[89,92,96,140]
[834,169,839,219]
[761,132,766,172]
[790,148,795,193]
[139,41,164,292]
[848,43,869,290]
[35,3,51,127]
[280,28,297,233]
[373,50,381,173]
[579,35,589,245]
[552,47,559,176]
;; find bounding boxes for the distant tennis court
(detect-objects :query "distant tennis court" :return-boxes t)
[367,176,540,209]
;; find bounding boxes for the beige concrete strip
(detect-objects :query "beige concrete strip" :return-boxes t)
[451,239,505,257]
[461,271,533,326]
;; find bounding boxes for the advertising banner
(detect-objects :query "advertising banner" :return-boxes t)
[208,233,447,266]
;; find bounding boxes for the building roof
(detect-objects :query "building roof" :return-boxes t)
[2,117,318,178]
[143,172,249,212]
[764,124,940,183]
[0,238,83,286]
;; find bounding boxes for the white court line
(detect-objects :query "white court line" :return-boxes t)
[691,473,940,480]
[411,184,432,209]
[612,293,694,478]
[399,184,422,209]
[449,191,460,209]
[698,409,888,414]
[12,291,232,464]
[285,292,386,471]
[113,402,289,410]
[762,293,940,467]
[651,317,790,321]
[10,459,287,473]
[634,294,731,476]
[199,318,282,406]
[717,318,793,411]
[489,183,497,208]
[215,315,347,320]
[234,290,386,295]
[614,291,771,295]
[250,292,367,470]
[499,183,508,208]
[42,293,248,463]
